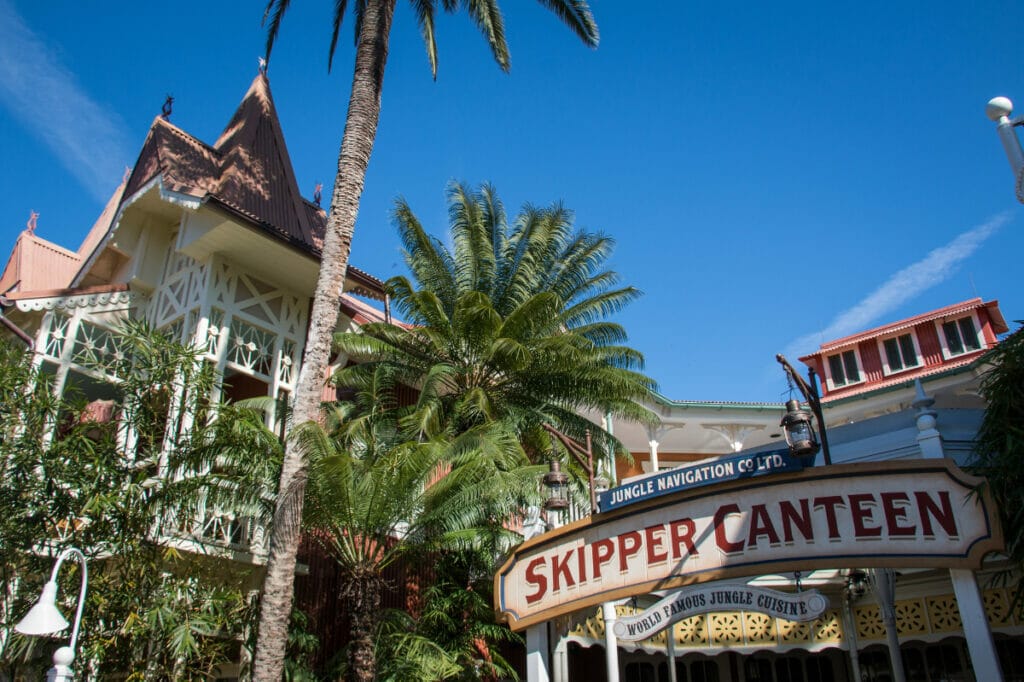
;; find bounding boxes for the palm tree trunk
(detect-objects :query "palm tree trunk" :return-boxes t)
[250,1,397,679]
[345,571,382,682]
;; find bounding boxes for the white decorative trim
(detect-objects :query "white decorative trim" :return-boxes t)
[15,289,142,312]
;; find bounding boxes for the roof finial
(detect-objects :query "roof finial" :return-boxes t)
[26,211,38,235]
[161,94,174,120]
[258,56,268,75]
[313,183,323,207]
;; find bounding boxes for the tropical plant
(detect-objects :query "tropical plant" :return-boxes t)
[334,182,655,454]
[253,4,600,677]
[299,368,540,681]
[0,323,281,679]
[972,323,1024,614]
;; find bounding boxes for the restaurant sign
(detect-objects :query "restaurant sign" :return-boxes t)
[599,448,802,512]
[613,585,829,641]
[496,460,1001,631]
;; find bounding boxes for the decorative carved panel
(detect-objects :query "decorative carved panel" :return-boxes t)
[855,605,886,640]
[926,595,962,632]
[710,612,743,644]
[744,612,776,644]
[895,598,928,636]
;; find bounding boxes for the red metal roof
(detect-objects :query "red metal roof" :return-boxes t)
[800,298,1007,359]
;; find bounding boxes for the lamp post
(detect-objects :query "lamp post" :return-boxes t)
[985,96,1024,204]
[776,354,832,466]
[543,425,603,515]
[15,547,88,682]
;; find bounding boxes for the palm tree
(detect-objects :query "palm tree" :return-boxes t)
[972,324,1024,612]
[299,370,539,681]
[254,4,599,677]
[334,182,655,449]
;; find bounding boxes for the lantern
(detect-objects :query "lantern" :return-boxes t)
[781,399,819,464]
[543,460,569,511]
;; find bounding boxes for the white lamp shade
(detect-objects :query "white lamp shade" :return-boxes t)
[15,581,69,636]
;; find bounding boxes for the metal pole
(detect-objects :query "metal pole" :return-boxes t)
[872,569,906,682]
[986,97,1024,203]
[602,602,621,682]
[776,355,832,465]
[585,431,596,515]
[841,597,864,682]
[806,368,832,465]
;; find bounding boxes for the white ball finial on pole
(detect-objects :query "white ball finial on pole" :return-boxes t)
[986,96,1013,121]
[987,95,1024,203]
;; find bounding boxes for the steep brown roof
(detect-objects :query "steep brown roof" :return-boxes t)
[120,73,385,298]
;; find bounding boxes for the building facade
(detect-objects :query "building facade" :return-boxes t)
[551,299,1018,682]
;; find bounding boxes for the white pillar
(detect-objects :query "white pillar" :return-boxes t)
[648,439,660,472]
[526,623,550,682]
[552,633,568,682]
[602,602,620,682]
[951,569,1004,681]
[914,380,1004,681]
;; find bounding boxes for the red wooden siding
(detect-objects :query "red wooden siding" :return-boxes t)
[915,320,944,367]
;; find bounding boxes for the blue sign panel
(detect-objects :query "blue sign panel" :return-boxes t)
[598,448,804,513]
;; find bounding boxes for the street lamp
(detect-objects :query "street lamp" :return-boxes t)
[776,354,832,466]
[985,96,1024,204]
[543,425,601,515]
[15,547,88,682]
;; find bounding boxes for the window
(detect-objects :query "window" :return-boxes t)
[826,349,861,388]
[625,662,656,682]
[690,661,719,682]
[880,332,920,375]
[939,315,982,358]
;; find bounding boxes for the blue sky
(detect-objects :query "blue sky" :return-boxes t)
[1,0,1021,402]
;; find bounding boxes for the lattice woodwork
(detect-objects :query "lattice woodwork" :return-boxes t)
[926,595,962,632]
[855,605,886,639]
[895,598,928,636]
[743,612,776,644]
[983,588,1013,626]
[676,615,709,645]
[44,314,70,358]
[709,612,743,644]
[150,253,207,330]
[813,610,842,643]
[777,618,811,643]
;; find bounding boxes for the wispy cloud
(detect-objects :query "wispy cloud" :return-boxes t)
[0,0,131,202]
[783,212,1011,358]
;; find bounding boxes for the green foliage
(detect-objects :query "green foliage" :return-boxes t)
[0,322,281,679]
[334,182,655,464]
[972,323,1024,614]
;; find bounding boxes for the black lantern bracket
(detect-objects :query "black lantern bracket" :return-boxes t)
[776,354,833,466]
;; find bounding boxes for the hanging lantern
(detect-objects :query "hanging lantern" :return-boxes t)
[543,460,570,511]
[781,399,819,464]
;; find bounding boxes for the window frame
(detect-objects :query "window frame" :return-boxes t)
[877,331,922,377]
[823,347,864,391]
[934,312,984,361]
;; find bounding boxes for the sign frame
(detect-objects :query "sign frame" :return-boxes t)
[495,459,1002,631]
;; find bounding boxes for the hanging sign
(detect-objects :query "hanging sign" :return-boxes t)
[599,448,802,512]
[495,459,1002,631]
[613,585,829,641]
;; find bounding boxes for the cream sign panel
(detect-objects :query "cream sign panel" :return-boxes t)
[495,461,1001,631]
